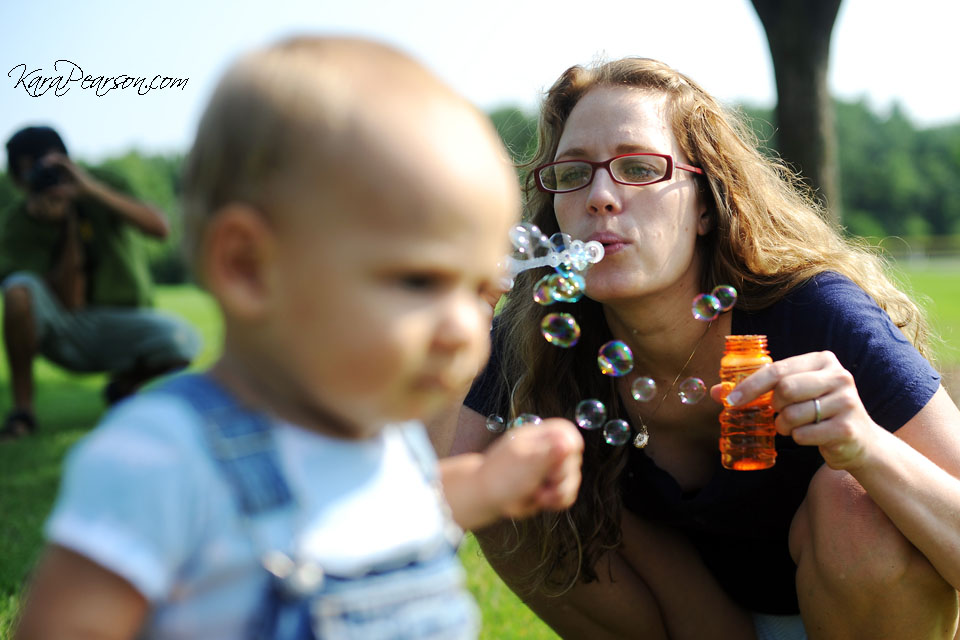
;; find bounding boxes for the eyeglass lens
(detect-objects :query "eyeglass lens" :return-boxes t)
[539,154,670,192]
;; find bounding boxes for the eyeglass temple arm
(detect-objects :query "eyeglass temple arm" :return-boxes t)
[677,162,704,175]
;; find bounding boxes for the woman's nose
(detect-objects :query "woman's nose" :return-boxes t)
[585,168,622,215]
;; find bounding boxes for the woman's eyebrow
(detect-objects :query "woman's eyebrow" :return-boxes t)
[555,146,587,161]
[555,143,658,161]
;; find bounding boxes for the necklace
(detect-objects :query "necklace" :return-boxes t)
[629,319,714,448]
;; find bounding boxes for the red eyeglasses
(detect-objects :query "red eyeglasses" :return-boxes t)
[535,153,704,193]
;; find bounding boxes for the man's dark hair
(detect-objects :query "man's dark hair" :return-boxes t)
[6,126,68,181]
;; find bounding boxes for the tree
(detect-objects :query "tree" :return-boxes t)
[751,0,844,223]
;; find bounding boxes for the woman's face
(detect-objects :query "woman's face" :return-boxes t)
[552,86,708,305]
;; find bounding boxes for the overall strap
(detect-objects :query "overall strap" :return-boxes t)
[156,373,294,515]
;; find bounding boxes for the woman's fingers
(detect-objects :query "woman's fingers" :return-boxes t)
[726,351,838,407]
[721,350,877,469]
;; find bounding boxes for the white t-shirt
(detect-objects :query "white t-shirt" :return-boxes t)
[45,393,456,639]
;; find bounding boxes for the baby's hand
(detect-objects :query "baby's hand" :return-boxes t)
[481,419,583,520]
[438,419,583,531]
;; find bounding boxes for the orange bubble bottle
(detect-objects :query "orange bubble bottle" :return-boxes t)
[719,335,776,470]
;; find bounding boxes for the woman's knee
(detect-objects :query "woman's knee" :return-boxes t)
[794,466,946,593]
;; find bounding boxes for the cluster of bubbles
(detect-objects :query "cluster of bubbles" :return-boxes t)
[691,285,738,322]
[492,222,741,449]
[504,222,602,350]
[573,399,632,446]
[503,223,604,282]
[485,412,541,434]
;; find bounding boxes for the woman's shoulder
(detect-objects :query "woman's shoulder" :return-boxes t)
[784,270,869,303]
[735,271,876,343]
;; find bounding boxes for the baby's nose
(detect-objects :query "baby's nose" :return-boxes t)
[433,295,485,352]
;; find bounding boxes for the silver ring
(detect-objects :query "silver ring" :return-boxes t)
[813,398,822,424]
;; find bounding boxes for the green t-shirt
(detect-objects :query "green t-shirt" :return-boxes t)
[0,169,154,307]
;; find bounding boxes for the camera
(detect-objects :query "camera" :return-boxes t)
[27,163,68,193]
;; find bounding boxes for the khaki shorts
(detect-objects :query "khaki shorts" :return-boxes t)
[2,271,200,374]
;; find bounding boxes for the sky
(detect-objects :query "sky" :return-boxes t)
[2,0,958,163]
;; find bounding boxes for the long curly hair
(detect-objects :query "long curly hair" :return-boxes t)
[488,57,932,595]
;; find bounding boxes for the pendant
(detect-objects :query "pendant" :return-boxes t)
[633,422,649,449]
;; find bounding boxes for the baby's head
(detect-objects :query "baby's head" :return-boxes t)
[182,36,519,437]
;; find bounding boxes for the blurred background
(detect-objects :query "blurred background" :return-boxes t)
[2,1,958,637]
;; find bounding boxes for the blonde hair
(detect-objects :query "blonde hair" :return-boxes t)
[491,58,932,595]
[180,36,465,277]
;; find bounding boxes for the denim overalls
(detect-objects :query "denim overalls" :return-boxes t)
[158,374,478,639]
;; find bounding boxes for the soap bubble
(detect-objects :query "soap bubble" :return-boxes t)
[549,232,572,252]
[631,377,657,402]
[551,273,585,303]
[554,260,574,277]
[509,222,542,259]
[510,414,542,429]
[485,414,506,433]
[633,423,650,448]
[574,399,607,430]
[678,377,707,405]
[598,340,634,376]
[567,242,590,271]
[691,293,721,322]
[533,275,556,306]
[603,419,631,446]
[712,285,738,311]
[532,232,553,259]
[541,313,581,348]
[584,240,604,264]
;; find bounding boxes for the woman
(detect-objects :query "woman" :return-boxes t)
[441,58,960,639]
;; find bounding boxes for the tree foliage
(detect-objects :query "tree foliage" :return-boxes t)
[489,106,538,165]
[745,100,960,240]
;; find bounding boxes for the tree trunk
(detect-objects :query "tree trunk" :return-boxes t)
[751,0,843,224]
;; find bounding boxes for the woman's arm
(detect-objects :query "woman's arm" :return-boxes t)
[16,545,148,640]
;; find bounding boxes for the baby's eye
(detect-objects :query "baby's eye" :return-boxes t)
[397,273,444,291]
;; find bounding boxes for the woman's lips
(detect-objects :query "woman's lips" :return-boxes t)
[586,232,629,255]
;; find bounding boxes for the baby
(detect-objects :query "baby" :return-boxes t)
[14,37,582,639]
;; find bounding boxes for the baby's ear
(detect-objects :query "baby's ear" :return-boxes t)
[201,204,277,320]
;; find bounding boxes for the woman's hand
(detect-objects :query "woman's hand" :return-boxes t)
[712,350,884,471]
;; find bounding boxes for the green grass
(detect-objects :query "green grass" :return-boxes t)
[892,259,960,368]
[2,263,958,638]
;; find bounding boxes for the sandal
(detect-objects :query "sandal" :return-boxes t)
[0,409,37,442]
